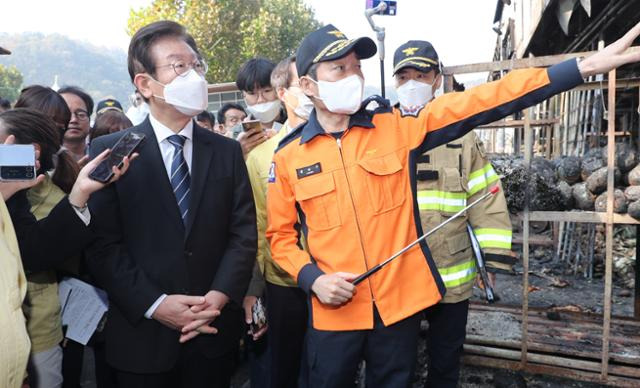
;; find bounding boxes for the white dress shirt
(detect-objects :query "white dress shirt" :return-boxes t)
[144,114,194,319]
[149,114,194,176]
[72,205,91,225]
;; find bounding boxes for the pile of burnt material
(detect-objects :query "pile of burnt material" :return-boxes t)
[491,156,571,212]
[492,143,640,219]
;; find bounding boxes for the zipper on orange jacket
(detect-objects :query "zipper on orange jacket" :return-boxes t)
[336,136,376,303]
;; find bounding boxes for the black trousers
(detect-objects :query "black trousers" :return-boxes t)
[113,340,237,388]
[423,299,469,388]
[247,327,269,388]
[265,281,308,388]
[304,308,421,388]
[62,337,115,388]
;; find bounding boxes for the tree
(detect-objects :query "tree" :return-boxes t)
[0,64,23,103]
[127,0,322,83]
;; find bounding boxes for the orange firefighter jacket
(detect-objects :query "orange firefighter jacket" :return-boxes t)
[266,59,583,331]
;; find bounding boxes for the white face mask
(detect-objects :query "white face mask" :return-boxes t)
[285,88,314,120]
[126,102,149,125]
[153,69,208,117]
[247,100,281,123]
[312,74,364,115]
[396,79,434,110]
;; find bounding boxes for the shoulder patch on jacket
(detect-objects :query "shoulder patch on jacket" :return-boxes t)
[268,162,276,183]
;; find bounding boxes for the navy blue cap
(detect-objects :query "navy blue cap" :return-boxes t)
[296,24,377,77]
[96,98,123,114]
[393,40,440,75]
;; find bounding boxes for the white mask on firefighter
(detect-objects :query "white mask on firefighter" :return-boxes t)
[396,79,433,110]
[247,100,281,123]
[311,74,364,115]
[152,69,208,117]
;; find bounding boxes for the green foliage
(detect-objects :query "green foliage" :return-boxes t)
[0,33,132,108]
[127,0,322,83]
[0,64,23,103]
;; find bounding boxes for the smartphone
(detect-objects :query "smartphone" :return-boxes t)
[250,297,267,334]
[366,0,397,15]
[242,120,263,133]
[89,132,145,183]
[0,144,36,181]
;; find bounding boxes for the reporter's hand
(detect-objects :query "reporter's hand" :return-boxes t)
[179,290,230,343]
[0,135,45,200]
[152,294,219,332]
[67,149,138,207]
[243,295,268,340]
[311,272,358,306]
[237,128,268,159]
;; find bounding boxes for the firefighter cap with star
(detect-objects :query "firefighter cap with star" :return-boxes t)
[296,24,377,77]
[96,98,123,115]
[393,40,441,75]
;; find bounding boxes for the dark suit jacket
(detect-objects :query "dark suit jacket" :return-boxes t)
[87,118,257,373]
[6,190,94,273]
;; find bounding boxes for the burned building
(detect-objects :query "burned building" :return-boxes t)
[435,1,640,386]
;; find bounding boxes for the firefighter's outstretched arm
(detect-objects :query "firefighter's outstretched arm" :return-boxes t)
[578,21,640,78]
[408,21,640,152]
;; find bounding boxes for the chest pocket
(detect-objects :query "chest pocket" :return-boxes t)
[358,153,406,215]
[440,167,467,216]
[295,173,342,231]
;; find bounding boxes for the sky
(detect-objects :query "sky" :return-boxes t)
[1,0,498,87]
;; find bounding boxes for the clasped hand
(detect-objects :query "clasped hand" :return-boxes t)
[152,290,229,343]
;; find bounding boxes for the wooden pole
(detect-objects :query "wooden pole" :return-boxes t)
[635,224,640,319]
[522,108,532,368]
[441,47,640,75]
[602,68,616,380]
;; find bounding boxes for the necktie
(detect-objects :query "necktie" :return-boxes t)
[167,135,190,224]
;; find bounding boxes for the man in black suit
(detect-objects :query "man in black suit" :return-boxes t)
[87,20,256,388]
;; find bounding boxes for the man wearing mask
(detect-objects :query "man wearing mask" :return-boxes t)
[216,103,247,138]
[59,86,94,161]
[87,20,256,388]
[244,55,312,388]
[236,58,281,158]
[266,23,640,387]
[393,40,514,388]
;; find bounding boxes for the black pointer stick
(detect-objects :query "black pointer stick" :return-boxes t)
[352,185,501,285]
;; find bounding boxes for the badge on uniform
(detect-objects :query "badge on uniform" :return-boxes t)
[268,162,276,183]
[296,162,322,179]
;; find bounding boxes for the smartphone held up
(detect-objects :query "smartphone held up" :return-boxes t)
[0,144,37,181]
[89,132,145,183]
[242,119,263,133]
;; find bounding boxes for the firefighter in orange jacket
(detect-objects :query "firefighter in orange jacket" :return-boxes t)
[393,40,513,387]
[266,22,640,388]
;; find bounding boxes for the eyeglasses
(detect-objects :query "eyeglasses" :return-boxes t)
[156,59,209,77]
[72,109,89,121]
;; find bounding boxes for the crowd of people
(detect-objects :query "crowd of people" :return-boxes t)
[1,17,640,388]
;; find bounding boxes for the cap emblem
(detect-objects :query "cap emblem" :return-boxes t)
[402,47,419,56]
